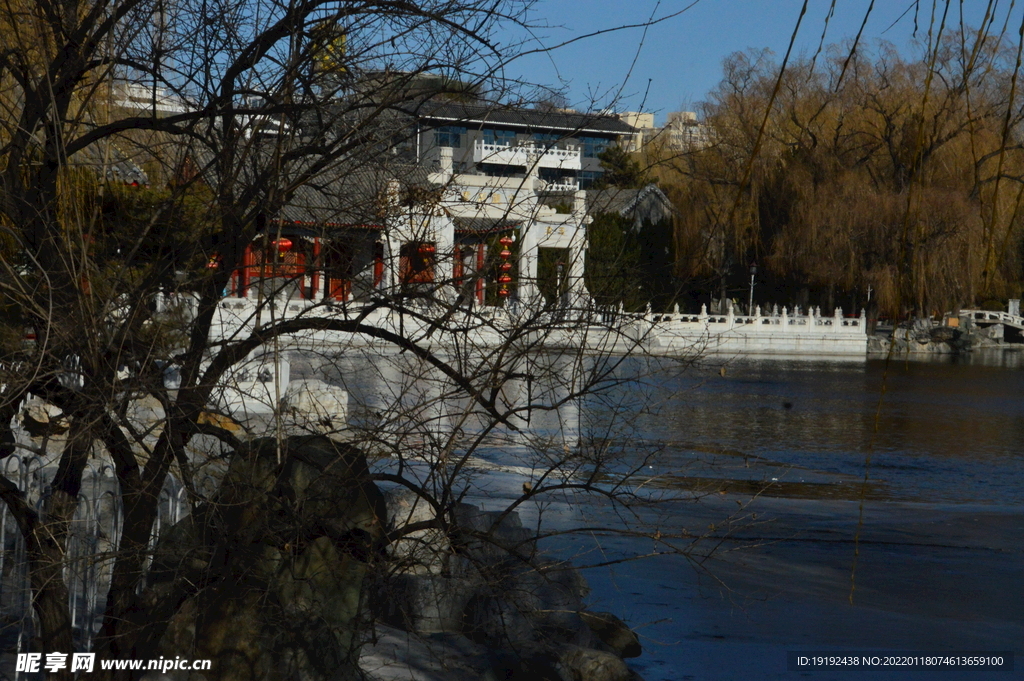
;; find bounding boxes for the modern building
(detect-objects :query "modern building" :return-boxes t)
[616,112,655,152]
[410,101,637,190]
[651,111,713,151]
[111,81,192,116]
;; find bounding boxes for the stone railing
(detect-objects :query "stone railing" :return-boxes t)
[960,309,1024,329]
[472,140,582,170]
[653,303,867,333]
[199,295,868,357]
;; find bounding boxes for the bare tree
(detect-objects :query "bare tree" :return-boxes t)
[650,30,1024,317]
[0,2,726,680]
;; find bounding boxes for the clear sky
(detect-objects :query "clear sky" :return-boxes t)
[505,0,1005,124]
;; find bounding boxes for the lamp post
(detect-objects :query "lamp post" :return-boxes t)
[748,261,757,315]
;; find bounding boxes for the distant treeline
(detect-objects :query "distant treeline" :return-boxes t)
[646,32,1024,317]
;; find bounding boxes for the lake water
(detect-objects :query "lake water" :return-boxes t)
[635,351,1024,505]
[311,349,1024,680]
[537,352,1024,681]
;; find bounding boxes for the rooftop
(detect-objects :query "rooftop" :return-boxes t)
[411,101,636,136]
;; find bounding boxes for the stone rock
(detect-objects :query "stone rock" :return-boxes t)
[555,645,631,681]
[462,589,538,646]
[155,435,385,681]
[20,397,68,438]
[360,624,562,681]
[385,489,449,574]
[929,326,959,343]
[460,559,592,648]
[579,611,641,658]
[453,504,538,564]
[375,499,639,679]
[281,379,348,436]
[867,336,889,354]
[379,573,475,633]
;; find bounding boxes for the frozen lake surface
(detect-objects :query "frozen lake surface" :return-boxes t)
[318,349,1024,680]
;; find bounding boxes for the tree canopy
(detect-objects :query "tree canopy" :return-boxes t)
[650,32,1024,317]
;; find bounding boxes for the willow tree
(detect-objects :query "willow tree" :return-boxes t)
[652,29,1024,317]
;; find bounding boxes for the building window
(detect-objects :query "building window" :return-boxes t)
[579,136,610,158]
[483,128,517,146]
[579,170,603,189]
[533,132,562,149]
[434,125,466,148]
[539,168,573,184]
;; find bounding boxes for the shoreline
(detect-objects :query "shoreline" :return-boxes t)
[464,469,1023,681]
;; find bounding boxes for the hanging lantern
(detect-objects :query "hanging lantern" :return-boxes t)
[497,233,514,301]
[206,254,220,269]
[273,238,293,253]
[417,242,436,256]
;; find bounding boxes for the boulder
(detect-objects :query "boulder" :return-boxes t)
[20,397,68,438]
[378,573,475,633]
[555,645,632,681]
[374,499,641,681]
[385,489,449,574]
[281,379,348,436]
[929,326,959,343]
[579,611,641,658]
[453,503,538,564]
[154,435,385,681]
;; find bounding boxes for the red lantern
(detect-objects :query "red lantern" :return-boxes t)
[273,238,293,253]
[496,233,514,302]
[417,243,436,256]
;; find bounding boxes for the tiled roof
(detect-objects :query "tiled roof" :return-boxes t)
[73,141,149,186]
[410,101,636,136]
[452,217,521,233]
[275,161,435,226]
[585,184,673,217]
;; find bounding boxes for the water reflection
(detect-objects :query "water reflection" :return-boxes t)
[645,355,1024,503]
[306,348,612,461]
[297,349,1024,505]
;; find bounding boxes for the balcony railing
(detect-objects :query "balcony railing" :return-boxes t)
[540,178,580,192]
[473,140,582,171]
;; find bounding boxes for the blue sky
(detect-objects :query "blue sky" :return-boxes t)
[505,0,1003,124]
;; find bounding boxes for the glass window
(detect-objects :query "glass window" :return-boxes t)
[539,168,569,182]
[533,132,562,149]
[434,125,466,148]
[579,170,603,189]
[579,136,610,158]
[483,128,517,146]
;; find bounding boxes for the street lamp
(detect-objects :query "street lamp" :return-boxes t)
[748,261,757,315]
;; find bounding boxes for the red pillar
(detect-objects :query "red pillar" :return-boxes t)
[476,242,485,305]
[311,237,321,300]
[239,243,252,297]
